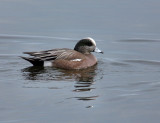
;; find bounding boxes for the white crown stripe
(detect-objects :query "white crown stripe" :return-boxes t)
[86,37,96,46]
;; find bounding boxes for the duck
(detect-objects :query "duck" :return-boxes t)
[21,37,103,69]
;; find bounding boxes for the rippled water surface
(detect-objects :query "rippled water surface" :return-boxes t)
[1,0,160,123]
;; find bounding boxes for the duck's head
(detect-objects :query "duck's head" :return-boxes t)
[74,37,103,54]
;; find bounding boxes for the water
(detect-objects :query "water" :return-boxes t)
[0,0,160,123]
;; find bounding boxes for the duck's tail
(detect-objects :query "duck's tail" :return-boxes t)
[20,56,44,66]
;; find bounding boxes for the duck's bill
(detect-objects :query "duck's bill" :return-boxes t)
[94,47,103,54]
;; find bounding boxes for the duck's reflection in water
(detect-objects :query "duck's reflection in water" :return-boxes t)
[22,64,103,101]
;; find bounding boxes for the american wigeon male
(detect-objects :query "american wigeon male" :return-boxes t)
[21,37,103,69]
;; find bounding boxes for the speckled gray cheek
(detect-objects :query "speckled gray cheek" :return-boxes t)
[89,46,96,52]
[80,46,95,54]
[78,46,89,54]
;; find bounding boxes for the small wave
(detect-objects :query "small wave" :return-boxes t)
[0,54,21,56]
[0,34,104,42]
[74,95,99,101]
[119,38,160,43]
[124,59,160,66]
[102,58,129,66]
[0,34,75,40]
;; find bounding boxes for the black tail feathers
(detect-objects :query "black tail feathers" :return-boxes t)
[20,56,44,66]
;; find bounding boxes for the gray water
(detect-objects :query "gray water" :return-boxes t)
[1,0,160,123]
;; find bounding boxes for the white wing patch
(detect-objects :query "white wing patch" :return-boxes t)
[71,59,82,61]
[44,61,52,66]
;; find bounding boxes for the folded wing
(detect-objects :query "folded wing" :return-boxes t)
[21,48,83,66]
